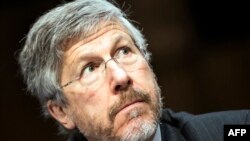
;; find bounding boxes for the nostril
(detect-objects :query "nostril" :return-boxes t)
[127,80,132,86]
[114,80,132,92]
[115,85,122,91]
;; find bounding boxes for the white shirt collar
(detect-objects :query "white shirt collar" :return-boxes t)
[152,124,161,141]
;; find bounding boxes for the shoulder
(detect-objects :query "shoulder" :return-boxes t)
[161,108,250,125]
[160,108,250,141]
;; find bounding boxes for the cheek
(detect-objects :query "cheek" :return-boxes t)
[129,64,159,103]
[130,64,156,91]
[66,85,101,105]
[65,87,102,115]
[66,88,113,129]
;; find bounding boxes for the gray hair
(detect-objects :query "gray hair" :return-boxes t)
[19,0,150,125]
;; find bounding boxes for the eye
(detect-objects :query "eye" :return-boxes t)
[80,62,99,78]
[116,46,132,57]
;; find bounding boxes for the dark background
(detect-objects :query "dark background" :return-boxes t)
[0,0,249,140]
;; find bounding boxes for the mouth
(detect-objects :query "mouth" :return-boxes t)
[116,99,144,116]
[109,88,152,122]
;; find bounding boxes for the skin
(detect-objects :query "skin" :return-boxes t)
[47,23,161,141]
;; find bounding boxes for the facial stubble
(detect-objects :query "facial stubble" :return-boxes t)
[71,85,162,141]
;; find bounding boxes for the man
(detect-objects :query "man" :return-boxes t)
[18,0,250,141]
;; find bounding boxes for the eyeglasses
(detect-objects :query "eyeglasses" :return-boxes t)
[61,46,143,88]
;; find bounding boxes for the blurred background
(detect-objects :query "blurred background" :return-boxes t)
[0,0,249,140]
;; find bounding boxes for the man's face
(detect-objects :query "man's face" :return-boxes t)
[60,23,162,141]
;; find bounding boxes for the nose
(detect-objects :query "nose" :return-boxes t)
[106,59,132,93]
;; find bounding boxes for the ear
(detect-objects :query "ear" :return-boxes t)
[47,100,76,129]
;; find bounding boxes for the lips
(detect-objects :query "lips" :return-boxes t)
[116,99,144,115]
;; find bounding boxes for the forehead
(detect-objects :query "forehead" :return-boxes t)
[65,21,130,51]
[63,22,134,63]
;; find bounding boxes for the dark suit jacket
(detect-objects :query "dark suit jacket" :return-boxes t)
[68,108,250,141]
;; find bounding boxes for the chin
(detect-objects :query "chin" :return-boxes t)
[115,107,158,141]
[120,118,157,141]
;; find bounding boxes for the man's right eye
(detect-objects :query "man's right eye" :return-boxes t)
[80,63,99,77]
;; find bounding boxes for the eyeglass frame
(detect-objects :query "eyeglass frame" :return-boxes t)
[61,46,144,88]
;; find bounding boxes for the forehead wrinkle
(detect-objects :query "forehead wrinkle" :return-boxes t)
[67,30,132,68]
[64,23,129,65]
[66,23,126,56]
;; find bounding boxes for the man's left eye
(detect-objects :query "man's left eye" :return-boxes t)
[118,47,131,56]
